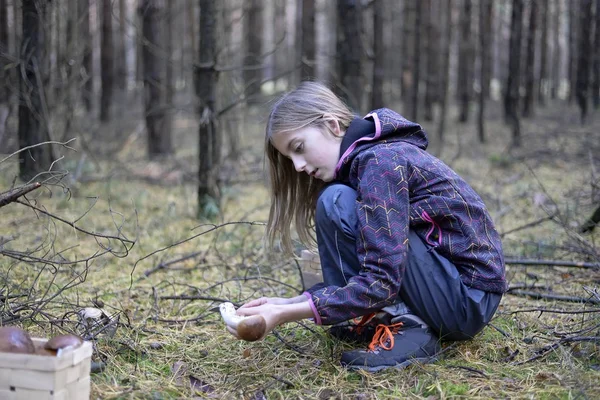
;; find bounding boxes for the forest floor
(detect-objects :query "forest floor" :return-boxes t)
[1,97,600,399]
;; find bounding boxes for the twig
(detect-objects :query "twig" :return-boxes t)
[508,307,600,315]
[500,214,556,237]
[446,365,489,378]
[508,290,600,305]
[0,182,42,208]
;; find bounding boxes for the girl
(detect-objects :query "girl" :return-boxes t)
[228,81,507,372]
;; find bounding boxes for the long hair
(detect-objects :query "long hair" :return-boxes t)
[265,81,355,255]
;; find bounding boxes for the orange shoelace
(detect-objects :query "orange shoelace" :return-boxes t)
[351,312,377,335]
[367,322,404,352]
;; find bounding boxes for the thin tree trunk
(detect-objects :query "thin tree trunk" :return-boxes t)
[197,0,221,219]
[457,0,472,122]
[551,0,560,99]
[576,0,592,124]
[165,0,174,138]
[437,0,453,149]
[118,0,127,91]
[19,0,55,181]
[371,0,384,109]
[423,0,437,121]
[140,0,172,157]
[478,0,492,143]
[568,3,578,103]
[100,0,114,122]
[592,0,600,108]
[301,0,315,80]
[538,0,548,105]
[522,0,537,117]
[401,1,415,108]
[79,0,93,112]
[0,0,9,148]
[243,0,262,103]
[505,0,523,147]
[336,0,362,111]
[409,0,422,121]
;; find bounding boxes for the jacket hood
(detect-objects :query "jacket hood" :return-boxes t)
[335,108,427,178]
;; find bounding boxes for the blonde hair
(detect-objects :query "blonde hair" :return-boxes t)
[265,81,355,255]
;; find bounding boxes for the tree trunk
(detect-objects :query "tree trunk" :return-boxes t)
[437,0,453,149]
[592,0,600,108]
[371,0,384,109]
[522,0,537,117]
[197,0,221,219]
[301,0,315,80]
[538,0,548,105]
[478,0,493,143]
[401,1,415,108]
[78,0,93,111]
[576,0,592,124]
[457,0,472,123]
[409,0,422,121]
[117,0,127,92]
[0,0,9,148]
[100,0,114,122]
[140,0,172,158]
[19,0,55,181]
[423,0,437,121]
[505,0,523,147]
[165,0,174,139]
[243,0,262,103]
[336,0,362,111]
[568,3,578,103]
[551,0,560,99]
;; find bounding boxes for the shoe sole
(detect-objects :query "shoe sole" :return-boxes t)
[344,356,438,373]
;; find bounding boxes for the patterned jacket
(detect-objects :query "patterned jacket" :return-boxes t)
[304,108,507,326]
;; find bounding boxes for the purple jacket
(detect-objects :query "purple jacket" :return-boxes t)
[304,108,507,326]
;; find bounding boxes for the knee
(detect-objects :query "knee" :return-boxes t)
[316,184,358,234]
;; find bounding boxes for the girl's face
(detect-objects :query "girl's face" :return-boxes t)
[271,123,342,182]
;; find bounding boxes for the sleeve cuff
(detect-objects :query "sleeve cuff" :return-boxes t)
[303,291,322,325]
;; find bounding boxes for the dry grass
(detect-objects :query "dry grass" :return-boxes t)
[1,100,599,399]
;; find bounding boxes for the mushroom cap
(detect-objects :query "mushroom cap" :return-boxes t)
[236,315,267,342]
[0,326,35,354]
[44,334,83,351]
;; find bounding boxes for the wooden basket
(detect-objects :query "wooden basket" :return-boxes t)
[0,338,92,400]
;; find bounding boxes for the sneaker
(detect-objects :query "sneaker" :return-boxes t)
[340,314,441,372]
[328,313,380,344]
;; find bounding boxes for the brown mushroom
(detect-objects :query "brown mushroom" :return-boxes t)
[0,326,35,354]
[236,315,267,342]
[44,334,83,353]
[35,343,58,356]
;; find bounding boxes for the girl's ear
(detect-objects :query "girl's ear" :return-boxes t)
[323,114,342,137]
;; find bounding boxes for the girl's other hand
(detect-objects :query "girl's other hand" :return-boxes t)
[239,297,290,309]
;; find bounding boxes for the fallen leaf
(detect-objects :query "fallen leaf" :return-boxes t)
[189,375,215,394]
[171,361,188,386]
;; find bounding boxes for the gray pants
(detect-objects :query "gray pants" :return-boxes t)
[315,184,502,341]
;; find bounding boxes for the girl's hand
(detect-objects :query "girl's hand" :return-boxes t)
[238,297,292,309]
[226,303,282,341]
[225,298,314,341]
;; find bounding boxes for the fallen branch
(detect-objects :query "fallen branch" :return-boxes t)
[508,290,600,305]
[0,182,41,208]
[504,258,600,269]
[514,336,600,365]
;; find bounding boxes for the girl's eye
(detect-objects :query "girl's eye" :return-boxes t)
[294,143,304,153]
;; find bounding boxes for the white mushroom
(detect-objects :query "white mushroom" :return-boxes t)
[219,302,266,342]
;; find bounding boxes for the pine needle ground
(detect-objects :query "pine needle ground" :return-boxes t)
[1,101,599,399]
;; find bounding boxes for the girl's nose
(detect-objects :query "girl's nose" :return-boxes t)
[292,156,306,172]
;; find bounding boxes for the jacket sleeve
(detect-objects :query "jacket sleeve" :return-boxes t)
[306,150,411,325]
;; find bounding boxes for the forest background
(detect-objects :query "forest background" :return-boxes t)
[1,0,600,398]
